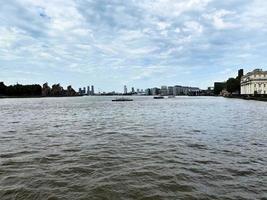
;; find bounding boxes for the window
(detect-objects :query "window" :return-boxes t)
[264,84,266,88]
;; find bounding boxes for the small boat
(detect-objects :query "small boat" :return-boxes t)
[153,96,164,99]
[112,97,133,102]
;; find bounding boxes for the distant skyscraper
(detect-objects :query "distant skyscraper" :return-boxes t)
[131,87,135,93]
[87,86,90,95]
[91,85,94,95]
[124,85,127,94]
[83,87,86,94]
[238,69,244,78]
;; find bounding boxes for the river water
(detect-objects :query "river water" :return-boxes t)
[0,96,266,200]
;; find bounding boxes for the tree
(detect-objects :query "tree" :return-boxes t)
[214,82,226,95]
[0,82,7,95]
[4,83,42,96]
[226,78,240,94]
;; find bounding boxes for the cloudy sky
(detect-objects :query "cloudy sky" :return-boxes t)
[0,0,267,91]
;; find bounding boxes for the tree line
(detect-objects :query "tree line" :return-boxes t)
[214,70,242,95]
[0,82,42,96]
[0,82,78,97]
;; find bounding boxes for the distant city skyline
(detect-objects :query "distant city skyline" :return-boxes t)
[1,1,267,91]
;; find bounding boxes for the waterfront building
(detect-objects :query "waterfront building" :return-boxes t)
[144,85,201,96]
[167,86,174,95]
[160,86,168,96]
[67,86,77,96]
[200,87,214,96]
[182,87,189,95]
[152,87,160,95]
[145,88,151,95]
[131,87,135,93]
[208,87,214,91]
[173,85,182,96]
[214,82,226,95]
[220,89,231,96]
[241,69,267,95]
[188,87,201,96]
[42,83,51,96]
[51,84,64,96]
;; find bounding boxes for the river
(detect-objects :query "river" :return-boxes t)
[0,96,266,200]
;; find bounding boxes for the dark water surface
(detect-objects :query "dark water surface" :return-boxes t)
[0,96,266,200]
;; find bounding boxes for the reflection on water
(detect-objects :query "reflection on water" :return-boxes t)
[0,96,266,200]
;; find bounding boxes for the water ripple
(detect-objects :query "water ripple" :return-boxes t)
[0,96,266,200]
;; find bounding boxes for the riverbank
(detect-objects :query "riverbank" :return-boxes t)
[0,95,81,99]
[225,95,267,102]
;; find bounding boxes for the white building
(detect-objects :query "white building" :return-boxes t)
[241,69,267,95]
[167,86,174,95]
[160,86,168,96]
[173,85,182,96]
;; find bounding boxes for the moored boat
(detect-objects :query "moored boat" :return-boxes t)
[112,97,133,102]
[153,96,164,99]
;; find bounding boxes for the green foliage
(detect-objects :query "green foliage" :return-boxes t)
[0,82,6,95]
[214,82,226,95]
[0,82,42,96]
[226,78,240,93]
[0,82,77,97]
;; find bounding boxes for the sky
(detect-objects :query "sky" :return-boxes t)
[0,0,267,92]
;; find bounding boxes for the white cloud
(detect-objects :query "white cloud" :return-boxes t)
[136,0,212,18]
[1,0,267,90]
[0,27,26,48]
[203,9,239,30]
[156,21,171,30]
[131,65,168,80]
[239,0,267,31]
[183,21,203,34]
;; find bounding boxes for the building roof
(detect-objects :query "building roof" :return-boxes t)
[244,69,267,77]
